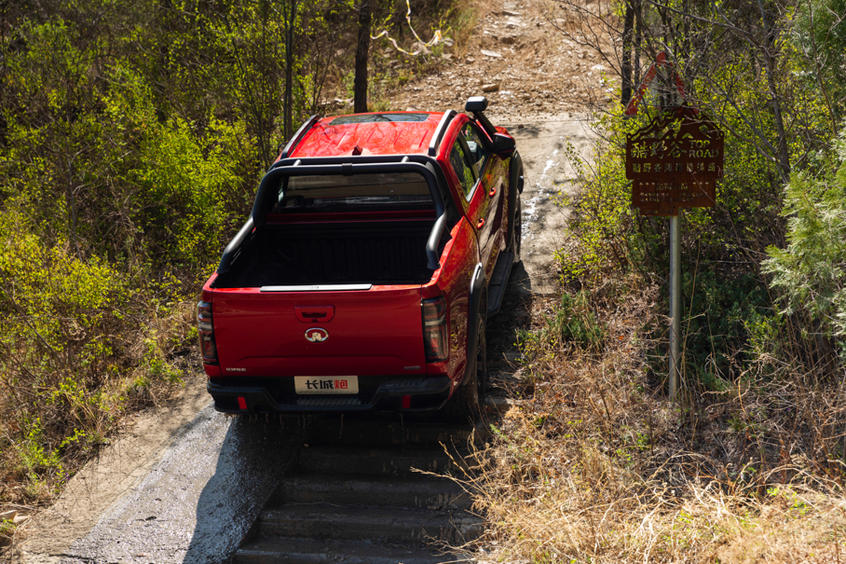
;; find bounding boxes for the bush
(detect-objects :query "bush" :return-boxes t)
[0,209,130,501]
[763,124,846,361]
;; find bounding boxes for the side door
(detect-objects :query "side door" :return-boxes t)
[447,122,502,283]
[461,122,507,281]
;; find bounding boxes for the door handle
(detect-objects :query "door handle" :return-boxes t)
[477,218,486,229]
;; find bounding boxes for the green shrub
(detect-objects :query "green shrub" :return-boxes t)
[557,104,654,283]
[101,65,250,275]
[516,292,606,373]
[0,209,130,500]
[763,124,846,361]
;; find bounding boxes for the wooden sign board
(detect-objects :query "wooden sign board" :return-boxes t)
[626,107,724,215]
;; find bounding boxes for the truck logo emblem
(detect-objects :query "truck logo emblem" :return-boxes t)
[305,328,329,342]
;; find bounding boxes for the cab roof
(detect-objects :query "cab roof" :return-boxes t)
[287,112,446,158]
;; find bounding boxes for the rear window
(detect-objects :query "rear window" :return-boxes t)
[271,172,433,212]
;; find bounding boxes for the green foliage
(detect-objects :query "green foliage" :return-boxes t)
[0,208,126,360]
[101,65,247,273]
[763,124,846,359]
[0,208,128,498]
[15,419,64,487]
[0,0,466,506]
[792,0,846,126]
[557,105,652,282]
[681,270,770,388]
[554,292,606,350]
[0,518,15,547]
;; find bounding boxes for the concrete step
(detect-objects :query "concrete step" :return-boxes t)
[233,536,464,564]
[255,502,483,546]
[300,416,477,447]
[269,473,471,510]
[296,446,459,477]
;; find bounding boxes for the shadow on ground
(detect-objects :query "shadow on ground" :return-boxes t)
[487,262,533,396]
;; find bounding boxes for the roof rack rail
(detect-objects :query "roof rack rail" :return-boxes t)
[427,110,456,156]
[279,115,319,159]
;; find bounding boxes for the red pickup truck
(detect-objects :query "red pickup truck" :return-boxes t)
[197,96,523,418]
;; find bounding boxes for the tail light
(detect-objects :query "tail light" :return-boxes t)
[197,301,218,365]
[422,297,448,362]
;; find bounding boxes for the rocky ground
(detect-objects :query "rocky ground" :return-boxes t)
[11,0,612,561]
[385,0,614,117]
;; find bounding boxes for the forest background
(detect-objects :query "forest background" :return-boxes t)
[0,0,457,521]
[1,0,845,560]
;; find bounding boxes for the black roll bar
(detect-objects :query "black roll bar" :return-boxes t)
[217,217,255,274]
[254,160,447,221]
[425,213,449,270]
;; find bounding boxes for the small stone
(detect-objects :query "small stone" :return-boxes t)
[481,83,500,93]
[0,510,17,521]
[480,49,502,59]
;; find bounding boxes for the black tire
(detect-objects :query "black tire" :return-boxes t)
[443,316,487,421]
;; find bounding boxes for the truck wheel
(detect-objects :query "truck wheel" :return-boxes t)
[444,316,487,421]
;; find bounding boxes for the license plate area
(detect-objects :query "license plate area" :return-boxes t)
[294,376,359,395]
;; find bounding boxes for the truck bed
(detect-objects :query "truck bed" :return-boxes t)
[213,218,436,288]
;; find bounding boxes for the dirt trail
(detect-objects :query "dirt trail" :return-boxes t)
[387,0,611,116]
[13,1,609,561]
[388,0,608,294]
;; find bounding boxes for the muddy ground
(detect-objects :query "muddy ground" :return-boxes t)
[13,0,610,561]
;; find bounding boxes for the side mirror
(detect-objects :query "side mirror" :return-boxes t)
[491,133,516,157]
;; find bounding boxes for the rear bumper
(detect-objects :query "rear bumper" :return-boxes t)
[207,375,452,414]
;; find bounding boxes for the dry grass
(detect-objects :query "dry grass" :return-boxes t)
[459,272,846,563]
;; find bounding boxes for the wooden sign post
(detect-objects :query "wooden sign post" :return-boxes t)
[624,55,724,401]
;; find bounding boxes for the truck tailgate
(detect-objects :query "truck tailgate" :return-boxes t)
[211,286,426,377]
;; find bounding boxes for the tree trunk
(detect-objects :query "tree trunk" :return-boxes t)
[354,0,371,113]
[284,0,298,139]
[757,0,790,181]
[620,1,636,106]
[634,0,642,88]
